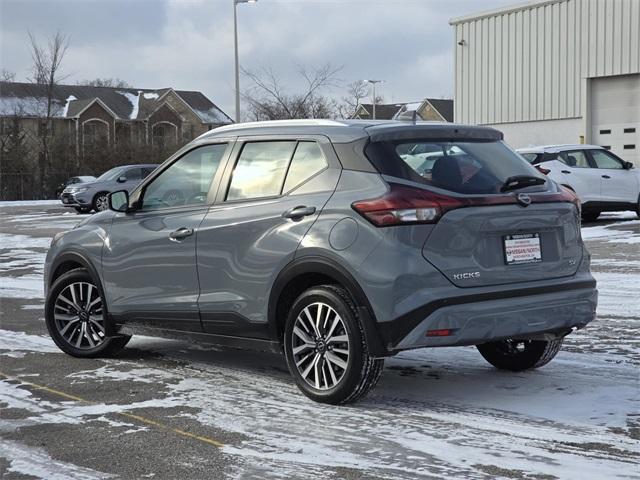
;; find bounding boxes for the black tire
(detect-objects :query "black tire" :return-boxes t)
[74,206,91,214]
[581,211,600,222]
[476,337,563,372]
[45,269,131,358]
[92,192,109,212]
[283,285,384,405]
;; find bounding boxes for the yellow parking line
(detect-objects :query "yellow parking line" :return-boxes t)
[0,370,224,448]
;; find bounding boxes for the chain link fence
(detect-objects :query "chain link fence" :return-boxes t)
[0,172,74,200]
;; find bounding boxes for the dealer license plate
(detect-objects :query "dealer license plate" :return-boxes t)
[504,233,542,265]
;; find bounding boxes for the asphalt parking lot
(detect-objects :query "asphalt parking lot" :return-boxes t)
[1,202,639,480]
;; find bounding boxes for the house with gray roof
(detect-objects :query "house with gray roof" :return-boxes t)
[352,98,454,122]
[0,81,233,156]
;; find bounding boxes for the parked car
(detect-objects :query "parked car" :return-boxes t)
[517,144,640,221]
[60,164,158,213]
[55,176,96,198]
[44,120,597,404]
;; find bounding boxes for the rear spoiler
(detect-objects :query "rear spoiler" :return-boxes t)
[365,123,503,143]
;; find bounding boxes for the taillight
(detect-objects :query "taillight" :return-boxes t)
[351,184,463,226]
[535,165,551,175]
[352,183,579,227]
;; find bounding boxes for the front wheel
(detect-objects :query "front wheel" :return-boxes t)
[284,285,384,404]
[476,337,563,372]
[93,192,109,212]
[45,269,130,358]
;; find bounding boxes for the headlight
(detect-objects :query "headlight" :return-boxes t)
[70,187,89,193]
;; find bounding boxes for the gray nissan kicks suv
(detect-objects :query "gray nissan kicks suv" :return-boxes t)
[44,120,597,404]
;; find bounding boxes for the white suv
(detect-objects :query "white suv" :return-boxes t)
[517,144,640,221]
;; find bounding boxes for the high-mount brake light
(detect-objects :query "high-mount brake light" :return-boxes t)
[352,183,580,227]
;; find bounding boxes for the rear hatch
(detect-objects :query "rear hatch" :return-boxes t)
[421,201,582,287]
[359,126,583,288]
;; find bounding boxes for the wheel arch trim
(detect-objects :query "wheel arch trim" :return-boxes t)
[47,250,118,337]
[268,255,389,356]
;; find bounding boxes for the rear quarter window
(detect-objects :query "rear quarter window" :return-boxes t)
[365,140,546,194]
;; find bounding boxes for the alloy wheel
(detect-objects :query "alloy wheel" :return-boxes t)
[53,281,106,349]
[95,195,109,211]
[291,302,350,390]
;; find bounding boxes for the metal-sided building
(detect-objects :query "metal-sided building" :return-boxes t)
[450,0,640,165]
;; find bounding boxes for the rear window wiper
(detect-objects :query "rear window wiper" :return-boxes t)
[500,175,546,192]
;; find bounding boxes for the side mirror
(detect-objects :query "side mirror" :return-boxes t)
[623,161,634,169]
[117,175,127,183]
[108,190,130,212]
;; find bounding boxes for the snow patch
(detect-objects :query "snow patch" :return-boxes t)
[143,92,159,100]
[0,200,60,207]
[61,95,77,117]
[0,329,58,356]
[118,90,140,119]
[0,440,112,480]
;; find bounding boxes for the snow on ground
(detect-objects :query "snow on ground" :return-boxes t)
[0,205,638,479]
[0,440,112,480]
[0,200,60,207]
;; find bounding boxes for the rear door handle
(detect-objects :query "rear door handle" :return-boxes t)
[561,170,571,174]
[601,174,611,179]
[169,227,194,241]
[282,205,316,221]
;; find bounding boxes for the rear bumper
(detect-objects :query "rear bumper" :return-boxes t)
[379,279,597,352]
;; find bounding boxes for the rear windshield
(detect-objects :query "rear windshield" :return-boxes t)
[365,140,546,194]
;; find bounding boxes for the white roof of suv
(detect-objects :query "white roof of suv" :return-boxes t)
[517,144,604,154]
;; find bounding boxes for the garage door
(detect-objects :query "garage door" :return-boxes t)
[591,74,640,166]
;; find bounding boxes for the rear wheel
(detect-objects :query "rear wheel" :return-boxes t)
[284,285,384,404]
[476,337,563,372]
[581,211,600,222]
[45,269,130,358]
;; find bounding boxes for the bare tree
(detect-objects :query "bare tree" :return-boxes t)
[78,78,131,88]
[0,69,16,82]
[28,31,69,197]
[337,80,369,119]
[242,63,342,120]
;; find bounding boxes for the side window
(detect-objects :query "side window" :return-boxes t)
[142,167,156,178]
[283,142,328,192]
[141,144,227,210]
[590,150,624,169]
[558,150,590,168]
[124,168,142,181]
[227,141,297,201]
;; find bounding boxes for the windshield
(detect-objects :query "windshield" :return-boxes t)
[95,167,125,182]
[365,140,546,194]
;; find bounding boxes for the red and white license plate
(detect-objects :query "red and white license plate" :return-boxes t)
[504,233,542,265]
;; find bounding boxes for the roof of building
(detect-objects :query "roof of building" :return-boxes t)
[449,0,561,25]
[354,98,454,122]
[355,103,406,120]
[0,81,233,124]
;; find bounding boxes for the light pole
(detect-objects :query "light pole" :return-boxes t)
[364,79,383,119]
[233,0,256,123]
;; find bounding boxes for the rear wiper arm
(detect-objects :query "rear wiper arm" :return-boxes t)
[500,175,546,193]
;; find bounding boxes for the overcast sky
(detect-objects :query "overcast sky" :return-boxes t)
[1,0,516,116]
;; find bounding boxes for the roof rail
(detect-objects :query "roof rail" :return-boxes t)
[204,119,350,135]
